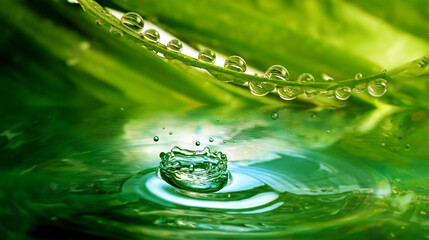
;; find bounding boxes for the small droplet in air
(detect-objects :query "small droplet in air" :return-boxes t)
[158,146,230,192]
[264,65,289,81]
[195,141,201,146]
[153,136,159,142]
[249,82,276,96]
[121,12,144,31]
[167,39,183,53]
[224,56,247,72]
[109,27,124,37]
[143,29,160,43]
[198,49,216,64]
[271,112,279,120]
[209,137,214,142]
[335,86,352,100]
[277,86,301,100]
[368,78,387,97]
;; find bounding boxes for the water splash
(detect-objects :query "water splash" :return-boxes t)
[157,146,230,193]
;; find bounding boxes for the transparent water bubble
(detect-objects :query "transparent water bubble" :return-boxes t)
[249,82,276,96]
[209,138,214,142]
[368,78,387,97]
[153,136,159,142]
[335,86,352,100]
[271,112,279,120]
[277,86,301,100]
[109,27,123,38]
[169,131,173,135]
[264,65,289,81]
[167,39,183,53]
[143,29,160,43]
[121,12,144,31]
[195,141,201,146]
[198,49,216,64]
[158,146,230,193]
[224,56,246,72]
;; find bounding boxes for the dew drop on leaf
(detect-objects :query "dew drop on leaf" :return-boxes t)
[277,86,301,100]
[167,39,183,53]
[335,86,352,100]
[121,12,144,32]
[198,49,216,64]
[224,55,247,72]
[109,27,123,38]
[368,78,387,97]
[264,65,289,81]
[143,29,160,43]
[249,81,276,96]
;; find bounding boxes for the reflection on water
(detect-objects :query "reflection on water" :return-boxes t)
[0,105,429,239]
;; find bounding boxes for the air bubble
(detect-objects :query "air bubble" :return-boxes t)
[335,86,352,100]
[158,146,230,192]
[121,12,144,31]
[153,136,159,142]
[143,29,160,43]
[224,56,246,72]
[368,78,387,97]
[277,86,301,100]
[195,141,201,146]
[198,49,216,64]
[169,131,173,135]
[167,39,183,53]
[209,138,214,142]
[264,65,289,81]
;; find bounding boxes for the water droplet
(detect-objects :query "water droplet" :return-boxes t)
[109,27,123,38]
[368,78,387,97]
[249,82,276,96]
[121,12,144,31]
[223,140,226,143]
[158,146,230,192]
[405,144,410,150]
[326,130,331,134]
[354,73,363,80]
[153,136,159,142]
[335,86,352,100]
[95,19,103,27]
[198,49,216,64]
[195,141,200,146]
[353,82,367,93]
[271,112,279,120]
[264,65,289,81]
[277,86,301,100]
[298,73,318,98]
[209,137,214,142]
[169,131,173,135]
[298,73,315,84]
[224,56,246,72]
[143,29,160,43]
[323,90,335,99]
[322,73,334,81]
[167,39,183,53]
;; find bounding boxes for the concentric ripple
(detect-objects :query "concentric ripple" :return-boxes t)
[118,152,391,234]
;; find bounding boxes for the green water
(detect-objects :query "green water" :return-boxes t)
[1,105,428,239]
